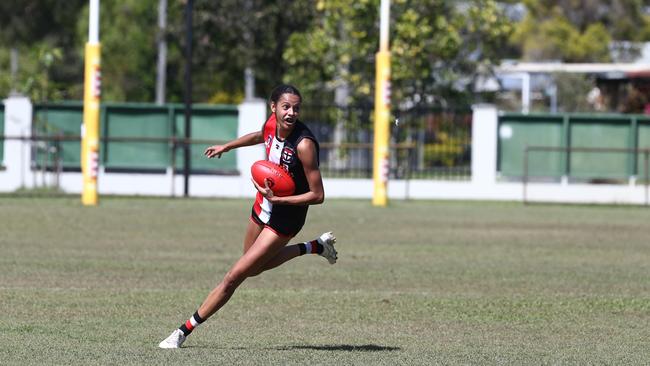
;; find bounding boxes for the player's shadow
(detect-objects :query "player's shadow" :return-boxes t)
[276,344,400,352]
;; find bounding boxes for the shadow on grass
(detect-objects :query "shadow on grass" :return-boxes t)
[183,344,401,352]
[276,344,401,352]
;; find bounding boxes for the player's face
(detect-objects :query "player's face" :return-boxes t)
[272,93,301,130]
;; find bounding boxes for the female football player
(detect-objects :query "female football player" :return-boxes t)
[159,84,337,348]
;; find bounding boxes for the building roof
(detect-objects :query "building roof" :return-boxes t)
[497,62,650,75]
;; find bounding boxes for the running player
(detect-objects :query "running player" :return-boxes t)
[158,84,337,349]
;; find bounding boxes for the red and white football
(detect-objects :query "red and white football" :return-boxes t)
[251,160,295,197]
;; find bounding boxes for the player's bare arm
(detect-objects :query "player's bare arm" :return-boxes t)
[204,130,263,158]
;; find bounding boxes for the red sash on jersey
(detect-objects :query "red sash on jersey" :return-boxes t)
[262,114,276,157]
[255,114,278,221]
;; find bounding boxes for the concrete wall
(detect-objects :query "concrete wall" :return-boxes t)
[0,96,35,191]
[2,96,649,205]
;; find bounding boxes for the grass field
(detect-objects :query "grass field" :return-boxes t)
[1,196,649,365]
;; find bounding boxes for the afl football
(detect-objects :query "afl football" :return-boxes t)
[251,160,295,196]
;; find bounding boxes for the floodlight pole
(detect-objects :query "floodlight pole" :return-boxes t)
[81,0,101,206]
[183,0,193,197]
[372,0,391,207]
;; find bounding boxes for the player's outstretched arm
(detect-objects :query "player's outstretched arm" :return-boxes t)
[204,131,263,159]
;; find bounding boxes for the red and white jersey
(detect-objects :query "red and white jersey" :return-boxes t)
[252,114,319,235]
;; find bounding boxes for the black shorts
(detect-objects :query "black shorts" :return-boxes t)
[250,204,308,238]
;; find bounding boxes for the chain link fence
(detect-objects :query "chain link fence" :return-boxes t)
[302,104,473,180]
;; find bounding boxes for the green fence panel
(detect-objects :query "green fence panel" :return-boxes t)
[0,103,4,166]
[33,102,240,173]
[33,103,83,169]
[104,106,171,170]
[174,106,238,172]
[569,117,631,180]
[498,115,564,178]
[637,119,650,180]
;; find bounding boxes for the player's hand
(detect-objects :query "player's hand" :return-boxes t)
[251,178,276,202]
[204,145,228,159]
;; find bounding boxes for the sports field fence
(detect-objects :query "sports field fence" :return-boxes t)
[303,104,472,180]
[0,104,474,186]
[522,145,650,205]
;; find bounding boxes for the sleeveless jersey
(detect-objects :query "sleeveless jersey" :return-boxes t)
[252,114,320,236]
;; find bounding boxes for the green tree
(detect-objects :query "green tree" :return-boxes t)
[2,0,514,107]
[511,0,650,62]
[552,72,597,112]
[0,0,84,45]
[283,0,378,103]
[0,0,85,100]
[189,0,316,103]
[76,0,161,102]
[74,0,316,103]
[284,0,513,107]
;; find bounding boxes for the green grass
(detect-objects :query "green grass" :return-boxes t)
[1,196,649,365]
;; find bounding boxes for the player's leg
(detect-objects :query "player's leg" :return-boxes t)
[242,219,305,274]
[243,218,264,252]
[159,228,290,348]
[249,231,338,277]
[197,228,291,318]
[248,244,300,276]
[245,214,338,275]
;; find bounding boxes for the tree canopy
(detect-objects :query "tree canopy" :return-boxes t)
[283,0,513,107]
[0,0,86,100]
[511,0,650,62]
[0,0,648,109]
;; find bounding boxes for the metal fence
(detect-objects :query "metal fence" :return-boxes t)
[1,103,473,182]
[302,104,473,180]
